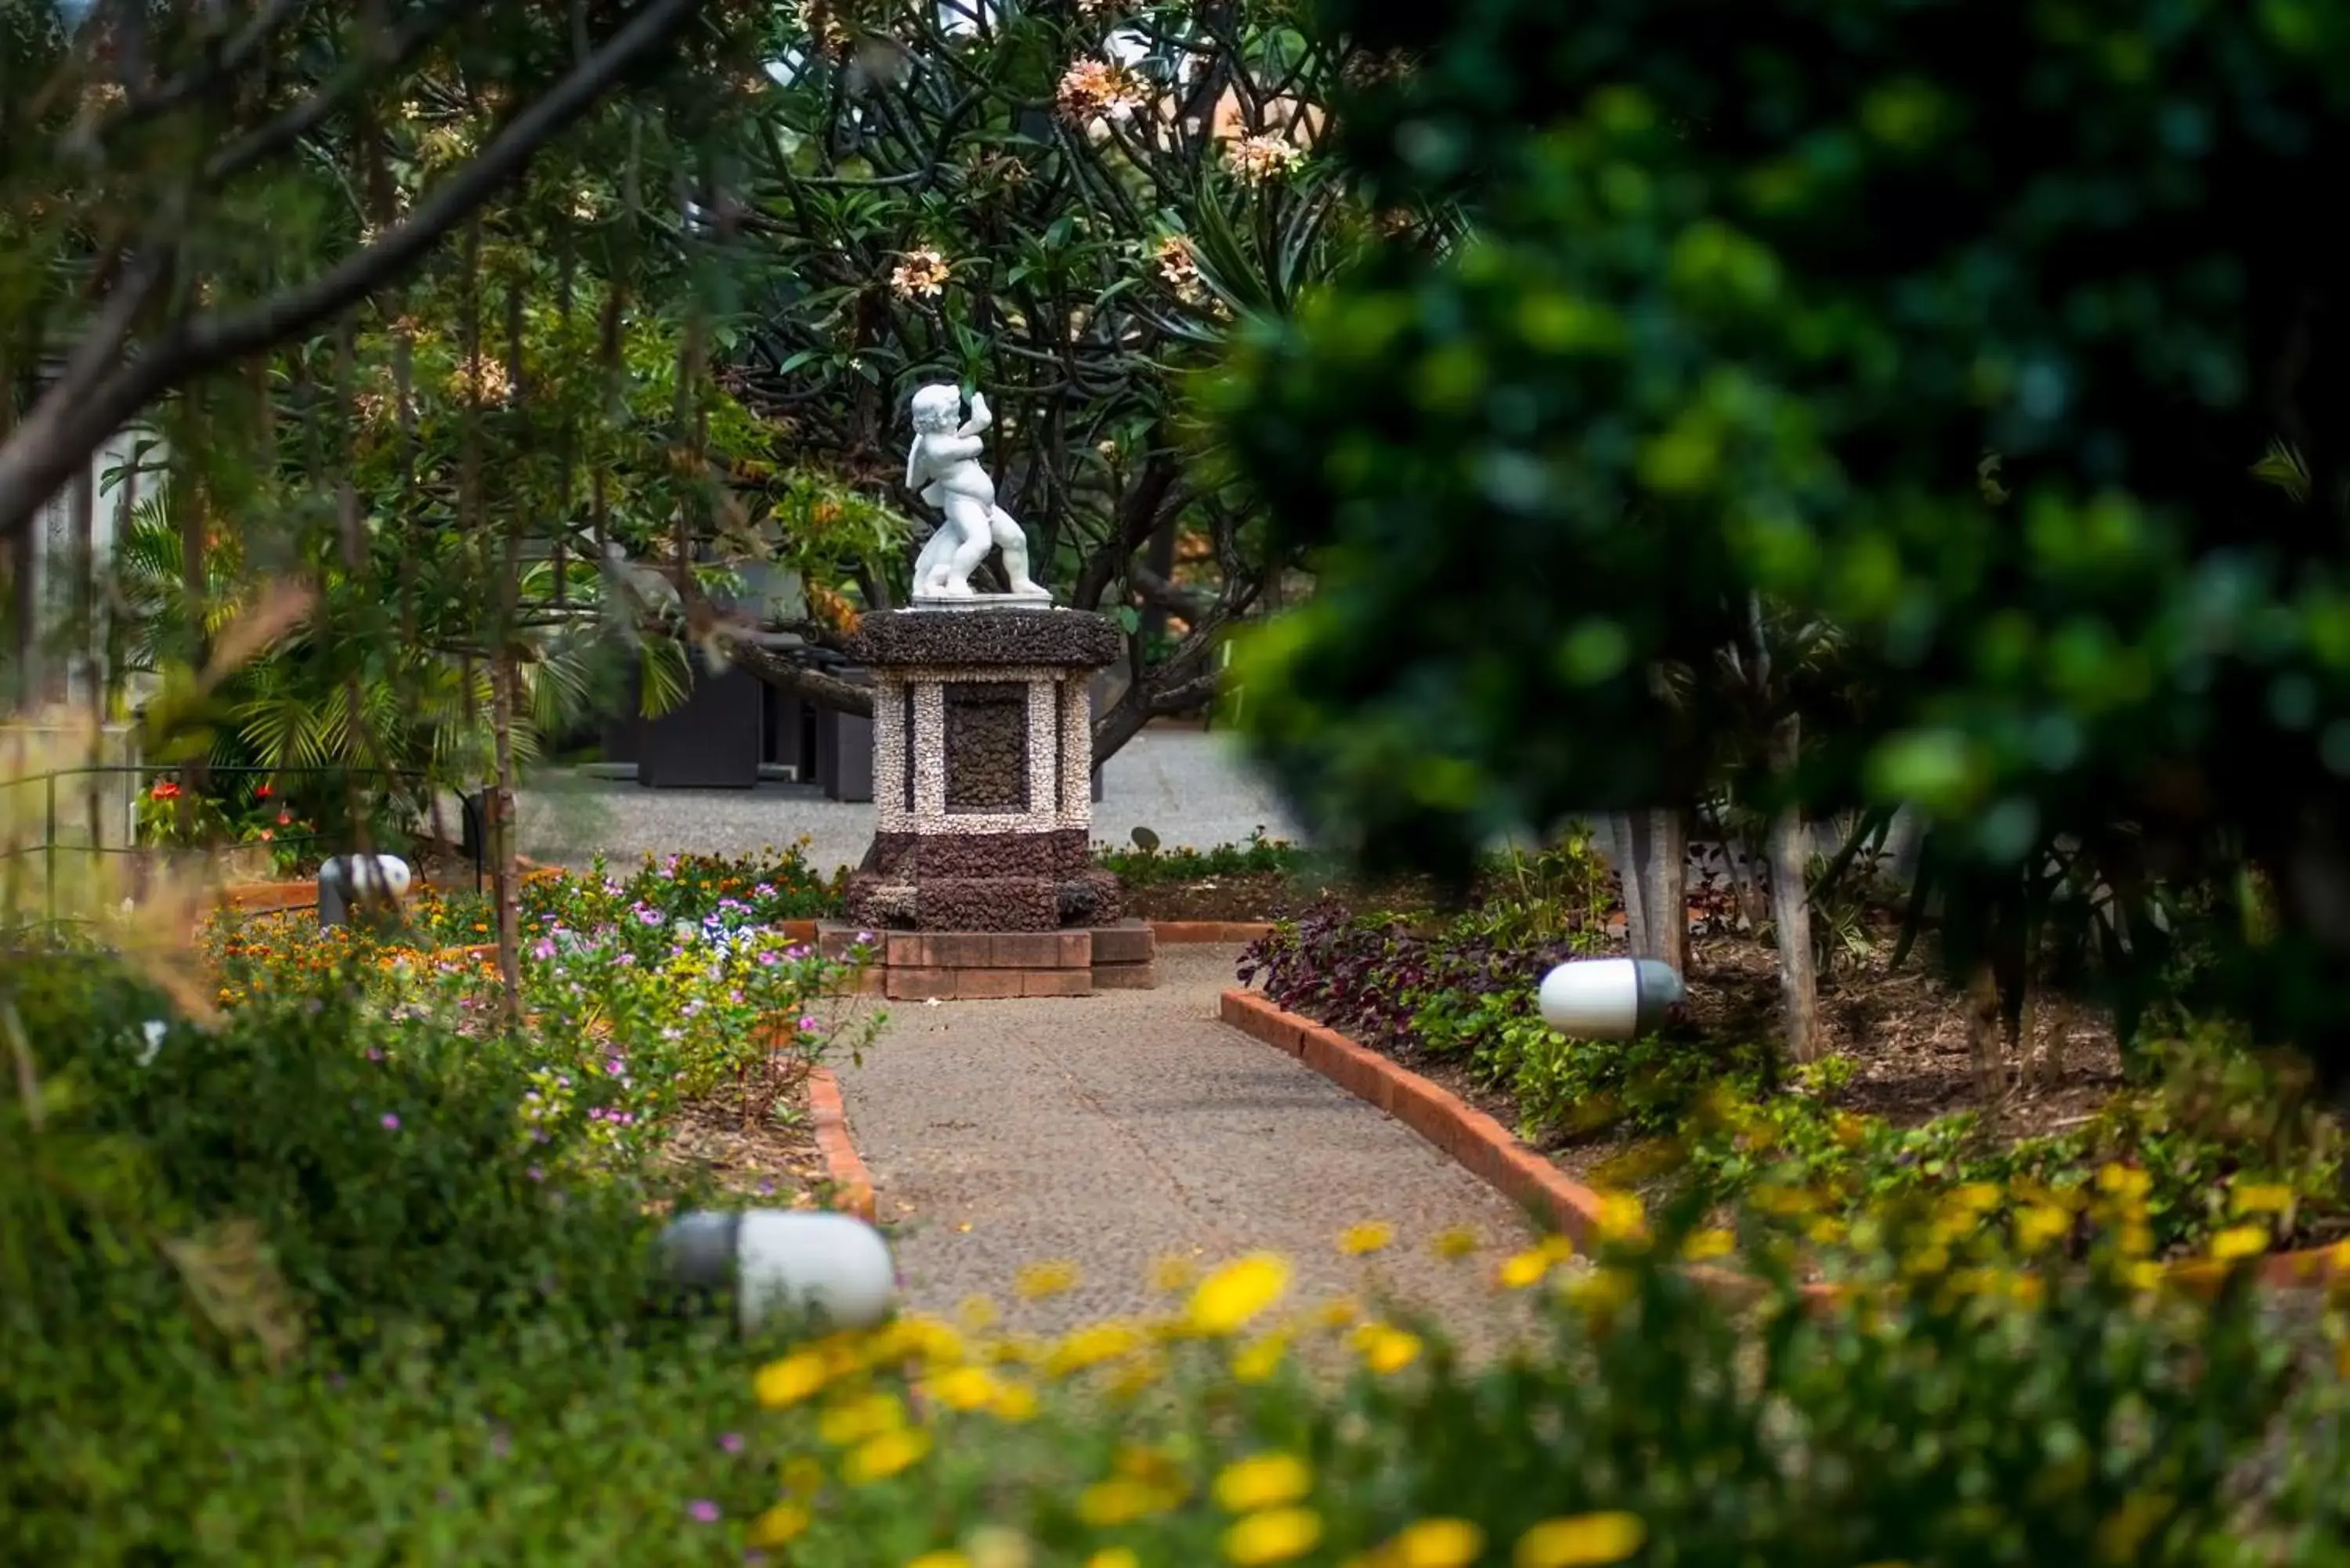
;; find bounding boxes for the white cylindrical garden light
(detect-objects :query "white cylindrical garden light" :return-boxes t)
[1538,957,1687,1040]
[318,853,413,928]
[657,1210,897,1335]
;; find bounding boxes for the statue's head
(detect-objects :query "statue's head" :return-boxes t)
[909,382,963,433]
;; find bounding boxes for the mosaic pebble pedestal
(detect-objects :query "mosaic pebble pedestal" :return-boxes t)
[826,602,1156,999]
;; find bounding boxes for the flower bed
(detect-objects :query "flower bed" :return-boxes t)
[1235,847,2350,1267]
[204,846,881,1207]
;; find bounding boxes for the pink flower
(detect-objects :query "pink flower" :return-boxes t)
[798,1015,819,1033]
[381,1112,400,1130]
[688,1500,721,1524]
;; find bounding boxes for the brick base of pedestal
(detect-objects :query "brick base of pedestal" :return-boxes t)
[819,918,1157,999]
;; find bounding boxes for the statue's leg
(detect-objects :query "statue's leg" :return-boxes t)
[909,523,955,597]
[937,499,993,596]
[991,508,1050,597]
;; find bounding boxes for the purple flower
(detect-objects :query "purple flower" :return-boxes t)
[533,939,556,960]
[381,1112,400,1130]
[606,1057,627,1076]
[637,909,663,927]
[526,1165,545,1181]
[797,1014,819,1033]
[718,1432,744,1454]
[689,1501,721,1524]
[365,1047,385,1061]
[756,948,781,967]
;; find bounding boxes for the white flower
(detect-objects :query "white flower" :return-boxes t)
[1224,134,1303,186]
[1056,56,1143,125]
[137,1020,165,1068]
[890,247,953,299]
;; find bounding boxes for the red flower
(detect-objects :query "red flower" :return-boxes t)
[255,783,273,800]
[150,779,182,800]
[277,811,292,826]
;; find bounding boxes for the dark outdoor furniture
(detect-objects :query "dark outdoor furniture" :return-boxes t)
[638,651,764,789]
[814,665,874,803]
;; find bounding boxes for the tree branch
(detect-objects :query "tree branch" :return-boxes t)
[0,0,710,551]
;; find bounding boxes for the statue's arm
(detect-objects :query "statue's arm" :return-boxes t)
[956,392,993,437]
[931,434,985,463]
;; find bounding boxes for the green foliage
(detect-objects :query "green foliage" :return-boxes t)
[1208,0,2350,1077]
[745,1209,2350,1568]
[1094,827,1305,885]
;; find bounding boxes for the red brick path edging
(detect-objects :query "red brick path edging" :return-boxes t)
[1220,988,2349,1297]
[808,1065,877,1223]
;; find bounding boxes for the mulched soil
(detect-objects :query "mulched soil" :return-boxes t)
[1217,867,2138,1197]
[658,1085,835,1208]
[1118,869,1448,923]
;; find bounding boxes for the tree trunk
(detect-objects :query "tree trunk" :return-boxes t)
[488,654,523,1017]
[1613,811,1650,956]
[1644,806,1690,976]
[1964,957,2005,1111]
[1766,716,1822,1062]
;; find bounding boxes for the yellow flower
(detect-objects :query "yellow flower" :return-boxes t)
[2096,1163,2151,1201]
[1339,1220,1395,1255]
[968,1526,1033,1568]
[755,1350,830,1407]
[2232,1182,2295,1216]
[1950,1181,2002,1212]
[844,1425,934,1483]
[1385,1518,1488,1568]
[1152,1252,1200,1292]
[1595,1193,1647,1242]
[1087,1552,1142,1568]
[2126,1259,2163,1292]
[1185,1253,1292,1335]
[1232,1331,1291,1385]
[747,1501,812,1548]
[1431,1227,1481,1259]
[2014,1204,2073,1252]
[1015,1259,1081,1298]
[1225,1507,1325,1565]
[779,1456,825,1497]
[1499,1239,1570,1290]
[2211,1224,2270,1262]
[1354,1324,1423,1375]
[1318,1295,1364,1331]
[1514,1512,1647,1568]
[1214,1452,1312,1512]
[907,1554,974,1568]
[989,1379,1040,1422]
[1078,1477,1177,1527]
[1047,1319,1146,1377]
[817,1391,904,1447]
[928,1365,1002,1411]
[1681,1227,1735,1261]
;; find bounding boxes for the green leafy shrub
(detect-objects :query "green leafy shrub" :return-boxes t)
[739,1200,2350,1567]
[1094,829,1310,886]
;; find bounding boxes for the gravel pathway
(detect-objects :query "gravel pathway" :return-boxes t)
[837,945,1542,1357]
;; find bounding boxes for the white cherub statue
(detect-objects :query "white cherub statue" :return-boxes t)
[904,382,1051,601]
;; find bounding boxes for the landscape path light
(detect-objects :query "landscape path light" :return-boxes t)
[1537,956,1686,1041]
[657,1210,898,1335]
[317,852,412,929]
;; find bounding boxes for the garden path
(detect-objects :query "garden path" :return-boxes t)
[835,945,1546,1357]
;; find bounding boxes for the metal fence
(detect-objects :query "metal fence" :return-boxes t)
[0,761,488,925]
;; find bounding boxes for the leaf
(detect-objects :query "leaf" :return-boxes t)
[1112,604,1141,634]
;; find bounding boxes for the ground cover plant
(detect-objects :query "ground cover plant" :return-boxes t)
[732,1190,2350,1568]
[1238,835,2350,1263]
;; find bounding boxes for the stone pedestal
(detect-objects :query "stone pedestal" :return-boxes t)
[838,604,1150,994]
[844,605,1124,932]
